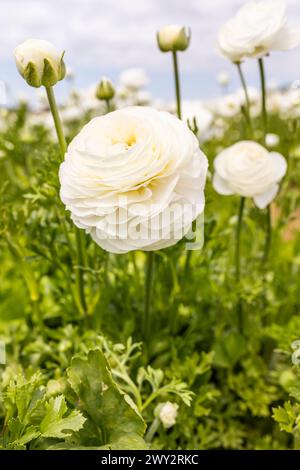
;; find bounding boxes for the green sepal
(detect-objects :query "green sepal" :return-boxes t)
[58,51,66,81]
[23,61,42,88]
[42,58,59,87]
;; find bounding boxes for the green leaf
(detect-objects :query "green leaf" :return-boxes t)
[272,402,296,434]
[213,331,247,368]
[67,349,146,448]
[40,395,86,438]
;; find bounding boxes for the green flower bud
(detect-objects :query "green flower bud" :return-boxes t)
[96,77,115,101]
[14,39,66,88]
[157,25,191,52]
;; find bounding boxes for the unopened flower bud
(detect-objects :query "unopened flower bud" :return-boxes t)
[14,39,66,88]
[157,25,191,52]
[96,77,115,101]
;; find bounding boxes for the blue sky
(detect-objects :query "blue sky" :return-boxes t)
[1,0,300,103]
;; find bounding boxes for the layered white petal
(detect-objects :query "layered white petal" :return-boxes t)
[59,106,208,253]
[217,0,300,62]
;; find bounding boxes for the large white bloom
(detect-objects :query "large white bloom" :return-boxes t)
[218,0,300,63]
[212,141,287,209]
[59,106,208,253]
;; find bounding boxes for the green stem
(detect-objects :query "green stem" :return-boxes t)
[45,85,87,316]
[105,99,111,113]
[45,87,67,158]
[258,58,267,145]
[236,62,252,129]
[235,197,245,332]
[258,58,271,262]
[263,205,271,264]
[145,417,160,443]
[143,252,155,340]
[172,51,181,119]
[235,197,245,283]
[75,229,88,315]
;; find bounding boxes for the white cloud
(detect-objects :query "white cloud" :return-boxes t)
[1,0,300,97]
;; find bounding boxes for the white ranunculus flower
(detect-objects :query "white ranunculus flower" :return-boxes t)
[157,25,191,52]
[213,141,287,209]
[218,0,300,63]
[155,402,179,429]
[215,94,241,118]
[59,106,208,254]
[119,68,149,90]
[14,39,65,87]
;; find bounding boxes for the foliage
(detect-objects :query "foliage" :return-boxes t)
[0,100,300,449]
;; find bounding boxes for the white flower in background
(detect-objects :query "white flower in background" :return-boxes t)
[217,71,230,87]
[59,106,208,253]
[235,87,259,106]
[181,100,213,139]
[266,133,280,148]
[119,68,149,90]
[155,402,179,429]
[213,141,287,209]
[136,90,152,105]
[218,0,300,63]
[14,39,65,87]
[157,25,191,52]
[213,94,241,118]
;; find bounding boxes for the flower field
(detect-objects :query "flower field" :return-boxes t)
[1,0,300,452]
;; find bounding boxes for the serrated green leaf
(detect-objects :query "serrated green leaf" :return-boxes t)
[40,395,86,438]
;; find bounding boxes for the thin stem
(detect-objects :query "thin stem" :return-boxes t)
[105,99,111,113]
[258,58,267,145]
[258,57,271,262]
[236,62,252,129]
[263,205,271,263]
[235,197,245,283]
[75,229,88,315]
[172,51,181,119]
[235,197,245,332]
[145,417,160,443]
[143,252,155,340]
[45,85,87,316]
[45,87,67,158]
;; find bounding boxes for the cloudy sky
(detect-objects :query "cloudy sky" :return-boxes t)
[1,0,300,102]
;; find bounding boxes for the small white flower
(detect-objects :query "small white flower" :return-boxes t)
[59,106,208,253]
[212,141,287,209]
[218,0,300,63]
[155,402,179,429]
[265,133,280,148]
[217,71,230,87]
[14,39,65,87]
[157,25,191,52]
